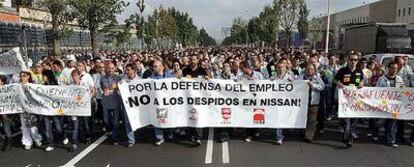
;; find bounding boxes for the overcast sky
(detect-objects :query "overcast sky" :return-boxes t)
[119,0,381,42]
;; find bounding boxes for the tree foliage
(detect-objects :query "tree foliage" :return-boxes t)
[128,5,216,49]
[297,0,309,43]
[277,0,305,48]
[37,0,74,56]
[71,0,129,54]
[222,3,280,47]
[198,28,216,46]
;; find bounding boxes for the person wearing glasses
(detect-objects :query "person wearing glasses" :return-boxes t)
[375,61,405,147]
[31,62,45,85]
[334,53,364,148]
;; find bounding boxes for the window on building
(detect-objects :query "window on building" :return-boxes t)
[409,8,411,15]
[399,9,401,17]
[403,8,406,16]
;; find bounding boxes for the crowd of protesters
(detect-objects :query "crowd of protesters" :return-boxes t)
[0,47,413,152]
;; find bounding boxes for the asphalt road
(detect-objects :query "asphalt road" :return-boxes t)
[1,123,414,167]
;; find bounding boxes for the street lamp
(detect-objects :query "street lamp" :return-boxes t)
[137,0,146,50]
[325,0,331,53]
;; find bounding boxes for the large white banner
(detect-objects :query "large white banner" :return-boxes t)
[119,79,309,130]
[0,84,91,116]
[339,86,414,119]
[0,48,28,75]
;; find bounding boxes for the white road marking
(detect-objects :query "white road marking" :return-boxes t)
[106,163,111,167]
[204,128,214,164]
[222,141,230,164]
[25,164,32,167]
[61,133,109,167]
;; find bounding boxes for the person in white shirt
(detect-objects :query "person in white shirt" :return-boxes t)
[68,61,96,152]
[120,63,141,147]
[271,61,294,145]
[62,60,76,85]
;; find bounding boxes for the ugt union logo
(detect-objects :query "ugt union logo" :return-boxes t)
[156,108,168,124]
[253,108,265,124]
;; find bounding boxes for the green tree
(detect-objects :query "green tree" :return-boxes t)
[168,8,199,47]
[231,17,248,45]
[257,4,279,46]
[198,28,216,46]
[71,0,129,55]
[157,7,178,40]
[0,0,4,7]
[276,0,304,48]
[37,0,74,57]
[126,13,146,48]
[128,5,215,49]
[297,0,309,45]
[247,17,260,44]
[223,3,279,47]
[101,22,132,49]
[14,0,33,7]
[309,17,324,49]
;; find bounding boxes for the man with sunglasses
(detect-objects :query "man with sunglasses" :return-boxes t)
[334,53,364,148]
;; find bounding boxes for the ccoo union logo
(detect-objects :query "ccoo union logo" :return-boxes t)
[253,108,265,124]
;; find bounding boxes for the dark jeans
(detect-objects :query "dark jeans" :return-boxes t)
[318,87,334,130]
[123,108,135,144]
[103,108,120,142]
[217,128,230,140]
[367,119,397,144]
[245,128,259,139]
[71,117,92,145]
[342,118,357,143]
[1,115,12,137]
[95,99,104,123]
[368,118,379,136]
[189,128,203,140]
[385,119,397,145]
[44,116,65,146]
[396,120,406,143]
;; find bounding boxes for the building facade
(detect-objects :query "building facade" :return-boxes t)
[311,0,414,51]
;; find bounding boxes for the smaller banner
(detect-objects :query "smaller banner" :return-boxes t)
[0,84,91,116]
[0,84,23,114]
[0,48,28,75]
[339,86,414,119]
